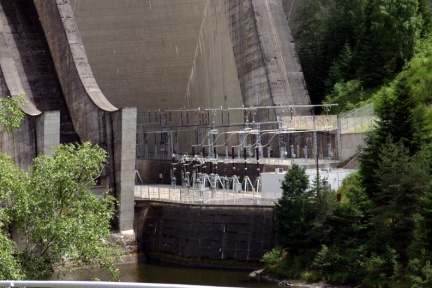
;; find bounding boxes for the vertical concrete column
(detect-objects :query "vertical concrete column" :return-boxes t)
[112,107,137,233]
[36,111,60,157]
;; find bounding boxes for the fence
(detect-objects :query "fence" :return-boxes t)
[136,113,340,160]
[134,185,276,206]
[340,103,376,134]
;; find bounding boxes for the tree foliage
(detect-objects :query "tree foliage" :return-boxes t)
[264,2,432,286]
[0,142,121,280]
[272,166,340,279]
[296,0,430,109]
[275,164,313,255]
[359,36,432,199]
[266,36,432,286]
[0,95,25,133]
[0,154,25,280]
[357,0,422,87]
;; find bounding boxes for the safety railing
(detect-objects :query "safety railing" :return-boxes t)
[134,185,275,206]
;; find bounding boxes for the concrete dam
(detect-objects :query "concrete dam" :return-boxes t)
[0,0,329,265]
[0,0,372,267]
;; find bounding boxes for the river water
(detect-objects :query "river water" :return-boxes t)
[60,262,282,287]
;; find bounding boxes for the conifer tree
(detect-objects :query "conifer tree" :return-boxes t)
[370,140,430,261]
[275,164,313,255]
[360,75,425,198]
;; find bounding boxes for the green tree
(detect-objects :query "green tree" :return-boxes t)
[0,95,25,133]
[312,173,373,284]
[307,174,338,245]
[0,154,26,280]
[333,172,373,247]
[275,164,313,255]
[296,0,427,105]
[280,163,309,197]
[408,184,432,286]
[357,0,422,87]
[0,95,27,279]
[0,95,121,279]
[10,142,121,279]
[360,75,426,199]
[418,0,432,37]
[369,140,430,263]
[296,0,368,103]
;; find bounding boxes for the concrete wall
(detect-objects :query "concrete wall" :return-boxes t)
[340,133,367,161]
[112,107,137,232]
[34,0,117,141]
[34,0,137,232]
[282,0,305,37]
[72,0,208,120]
[0,0,63,169]
[73,0,310,123]
[184,0,243,113]
[36,111,60,157]
[0,0,79,144]
[135,200,275,265]
[251,0,309,111]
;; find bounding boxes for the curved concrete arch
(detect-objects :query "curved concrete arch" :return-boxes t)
[34,0,136,232]
[0,58,42,116]
[34,0,117,113]
[34,0,120,144]
[0,16,41,116]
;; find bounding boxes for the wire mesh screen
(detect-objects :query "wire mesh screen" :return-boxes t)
[340,103,376,134]
[280,115,338,131]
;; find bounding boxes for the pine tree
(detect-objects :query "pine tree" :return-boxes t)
[275,164,314,255]
[370,140,430,262]
[356,0,422,87]
[360,74,425,198]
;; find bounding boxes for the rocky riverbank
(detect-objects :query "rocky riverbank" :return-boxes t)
[249,269,356,288]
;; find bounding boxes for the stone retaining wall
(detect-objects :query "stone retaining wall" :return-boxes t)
[135,200,275,265]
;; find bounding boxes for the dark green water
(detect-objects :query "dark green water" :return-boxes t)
[118,263,280,287]
[61,262,282,287]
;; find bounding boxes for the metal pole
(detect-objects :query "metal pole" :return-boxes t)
[313,115,319,197]
[337,113,342,161]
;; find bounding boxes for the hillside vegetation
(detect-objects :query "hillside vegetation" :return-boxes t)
[295,0,432,112]
[262,1,432,287]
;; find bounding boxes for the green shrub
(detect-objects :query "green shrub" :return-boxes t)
[261,247,287,271]
[408,257,432,287]
[300,270,321,283]
[361,247,401,287]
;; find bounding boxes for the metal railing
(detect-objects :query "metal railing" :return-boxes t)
[134,185,275,206]
[0,281,236,288]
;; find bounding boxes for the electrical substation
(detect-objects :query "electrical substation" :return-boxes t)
[135,104,351,200]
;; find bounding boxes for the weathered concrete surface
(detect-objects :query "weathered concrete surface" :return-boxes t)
[0,0,79,143]
[0,0,310,234]
[72,0,310,124]
[135,200,275,265]
[36,111,60,157]
[251,0,308,110]
[282,0,304,37]
[34,0,137,232]
[112,107,137,232]
[341,133,367,161]
[0,0,62,169]
[72,0,209,119]
[34,0,117,141]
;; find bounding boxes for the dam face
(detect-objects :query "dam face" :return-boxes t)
[0,0,310,233]
[72,0,310,122]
